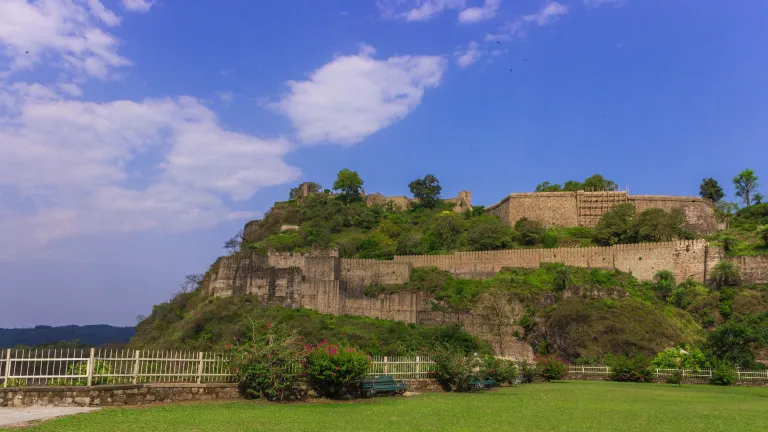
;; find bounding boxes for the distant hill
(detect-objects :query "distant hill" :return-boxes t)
[0,325,135,348]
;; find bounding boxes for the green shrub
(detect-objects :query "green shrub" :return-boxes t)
[651,345,710,371]
[605,355,653,383]
[666,370,683,385]
[480,356,518,384]
[536,355,569,381]
[710,261,741,289]
[518,360,539,383]
[711,361,737,386]
[515,218,545,246]
[758,225,768,246]
[305,342,370,398]
[227,321,306,402]
[428,345,481,392]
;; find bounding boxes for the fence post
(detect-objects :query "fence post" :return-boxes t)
[132,350,141,385]
[86,348,95,387]
[384,356,389,375]
[736,368,741,382]
[416,356,420,378]
[196,352,204,384]
[3,349,10,388]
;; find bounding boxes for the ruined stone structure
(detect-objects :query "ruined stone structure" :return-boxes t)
[293,182,473,213]
[202,239,767,359]
[484,191,720,234]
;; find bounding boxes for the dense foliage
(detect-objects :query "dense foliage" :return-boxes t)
[650,345,710,370]
[426,344,483,392]
[130,290,490,355]
[605,355,653,382]
[534,174,618,192]
[305,342,370,398]
[593,203,692,246]
[536,355,569,381]
[227,321,306,401]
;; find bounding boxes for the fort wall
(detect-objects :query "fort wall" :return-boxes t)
[340,259,412,296]
[485,191,719,234]
[727,256,768,284]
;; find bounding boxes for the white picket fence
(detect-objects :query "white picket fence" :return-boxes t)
[2,350,767,388]
[0,349,234,387]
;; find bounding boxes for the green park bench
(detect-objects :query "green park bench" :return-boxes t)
[361,375,408,397]
[468,376,496,391]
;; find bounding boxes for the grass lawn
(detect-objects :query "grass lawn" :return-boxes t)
[9,381,768,432]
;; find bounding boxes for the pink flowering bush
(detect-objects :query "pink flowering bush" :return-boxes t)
[536,355,569,381]
[226,320,306,401]
[305,340,370,398]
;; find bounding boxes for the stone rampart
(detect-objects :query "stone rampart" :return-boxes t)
[485,191,719,234]
[340,259,412,296]
[727,256,768,284]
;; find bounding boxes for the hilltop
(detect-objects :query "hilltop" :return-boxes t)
[132,170,768,368]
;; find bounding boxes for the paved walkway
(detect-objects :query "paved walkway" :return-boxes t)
[0,407,99,428]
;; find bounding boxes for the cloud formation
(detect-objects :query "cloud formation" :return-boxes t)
[0,0,130,78]
[584,0,624,8]
[486,2,568,41]
[454,41,482,68]
[121,0,153,13]
[275,44,446,145]
[0,83,299,258]
[458,0,501,24]
[378,0,467,22]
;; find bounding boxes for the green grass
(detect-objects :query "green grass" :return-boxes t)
[14,381,768,432]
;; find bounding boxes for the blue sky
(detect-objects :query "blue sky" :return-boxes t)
[0,0,766,328]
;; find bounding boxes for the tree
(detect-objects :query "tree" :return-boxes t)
[562,180,583,192]
[593,203,636,245]
[714,201,739,227]
[474,288,523,355]
[710,260,741,289]
[699,178,724,203]
[535,181,562,192]
[754,192,765,205]
[466,217,513,251]
[733,169,759,206]
[652,270,676,300]
[634,208,689,242]
[514,218,545,246]
[332,168,364,202]
[582,174,617,192]
[224,229,244,254]
[180,273,204,293]
[409,174,442,208]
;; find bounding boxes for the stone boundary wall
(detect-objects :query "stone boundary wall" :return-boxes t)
[727,256,768,284]
[394,240,709,283]
[0,383,240,408]
[340,259,412,296]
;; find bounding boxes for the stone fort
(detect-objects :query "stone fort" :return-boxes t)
[203,239,768,359]
[207,186,754,359]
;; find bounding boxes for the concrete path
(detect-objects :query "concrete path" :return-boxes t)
[0,407,99,428]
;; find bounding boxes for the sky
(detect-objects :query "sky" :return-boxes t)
[0,0,766,328]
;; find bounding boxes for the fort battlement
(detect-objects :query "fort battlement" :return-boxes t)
[485,191,720,234]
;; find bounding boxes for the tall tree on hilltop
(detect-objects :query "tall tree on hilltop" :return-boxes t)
[534,181,562,192]
[699,178,724,203]
[733,169,759,207]
[754,192,764,205]
[224,229,244,255]
[409,174,442,208]
[582,174,617,192]
[332,169,364,203]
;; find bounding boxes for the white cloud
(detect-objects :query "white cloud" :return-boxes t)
[87,0,121,26]
[378,0,466,22]
[217,91,234,103]
[0,0,130,78]
[57,81,82,96]
[121,0,153,13]
[458,0,500,24]
[454,41,482,68]
[0,83,300,258]
[275,44,446,145]
[486,2,568,41]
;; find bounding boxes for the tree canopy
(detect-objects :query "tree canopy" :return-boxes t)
[409,174,442,208]
[332,169,364,202]
[699,178,724,203]
[535,174,618,193]
[733,169,759,207]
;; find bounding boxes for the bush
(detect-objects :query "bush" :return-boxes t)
[666,370,683,385]
[515,218,545,246]
[710,261,741,289]
[518,360,539,384]
[605,355,653,383]
[651,346,710,371]
[305,341,370,398]
[593,203,636,246]
[227,321,306,402]
[536,355,569,381]
[711,361,737,386]
[428,345,481,392]
[480,356,518,384]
